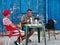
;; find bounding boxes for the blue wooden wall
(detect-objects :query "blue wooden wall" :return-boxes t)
[48,0,60,30]
[0,0,59,32]
[0,0,46,32]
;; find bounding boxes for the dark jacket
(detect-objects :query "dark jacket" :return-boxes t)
[46,19,55,29]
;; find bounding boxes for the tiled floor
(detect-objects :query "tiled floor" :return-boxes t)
[0,32,60,45]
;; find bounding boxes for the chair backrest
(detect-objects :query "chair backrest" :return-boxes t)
[5,25,17,31]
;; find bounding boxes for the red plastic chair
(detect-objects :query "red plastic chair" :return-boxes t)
[5,25,22,45]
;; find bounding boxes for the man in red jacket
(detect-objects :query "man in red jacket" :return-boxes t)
[3,10,25,45]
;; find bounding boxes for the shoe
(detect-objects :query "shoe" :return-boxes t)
[14,41,19,45]
[28,39,32,42]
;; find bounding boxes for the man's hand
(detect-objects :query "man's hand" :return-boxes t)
[21,19,30,24]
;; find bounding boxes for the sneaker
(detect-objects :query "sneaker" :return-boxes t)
[28,39,32,42]
[14,41,23,45]
[14,41,19,45]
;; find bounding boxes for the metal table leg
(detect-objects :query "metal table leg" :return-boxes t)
[37,28,40,43]
[43,26,46,45]
[26,26,29,45]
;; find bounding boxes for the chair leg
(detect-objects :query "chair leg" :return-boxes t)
[20,37,23,45]
[8,38,10,45]
[48,31,50,40]
[53,31,56,39]
[4,37,8,45]
[16,36,23,45]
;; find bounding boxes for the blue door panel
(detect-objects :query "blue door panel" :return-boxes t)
[48,0,60,30]
[0,0,46,32]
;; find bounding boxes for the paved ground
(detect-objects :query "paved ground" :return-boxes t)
[0,31,60,45]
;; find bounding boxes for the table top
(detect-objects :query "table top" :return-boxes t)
[24,24,44,27]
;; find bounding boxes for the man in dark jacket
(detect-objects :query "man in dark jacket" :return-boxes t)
[46,19,56,40]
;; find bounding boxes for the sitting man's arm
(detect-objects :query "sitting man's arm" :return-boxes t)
[5,18,17,28]
[10,23,17,28]
[21,19,28,24]
[21,15,29,24]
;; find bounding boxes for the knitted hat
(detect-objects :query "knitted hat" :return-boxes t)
[2,10,10,16]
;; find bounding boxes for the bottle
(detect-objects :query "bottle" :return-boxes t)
[35,19,38,24]
[30,17,33,24]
